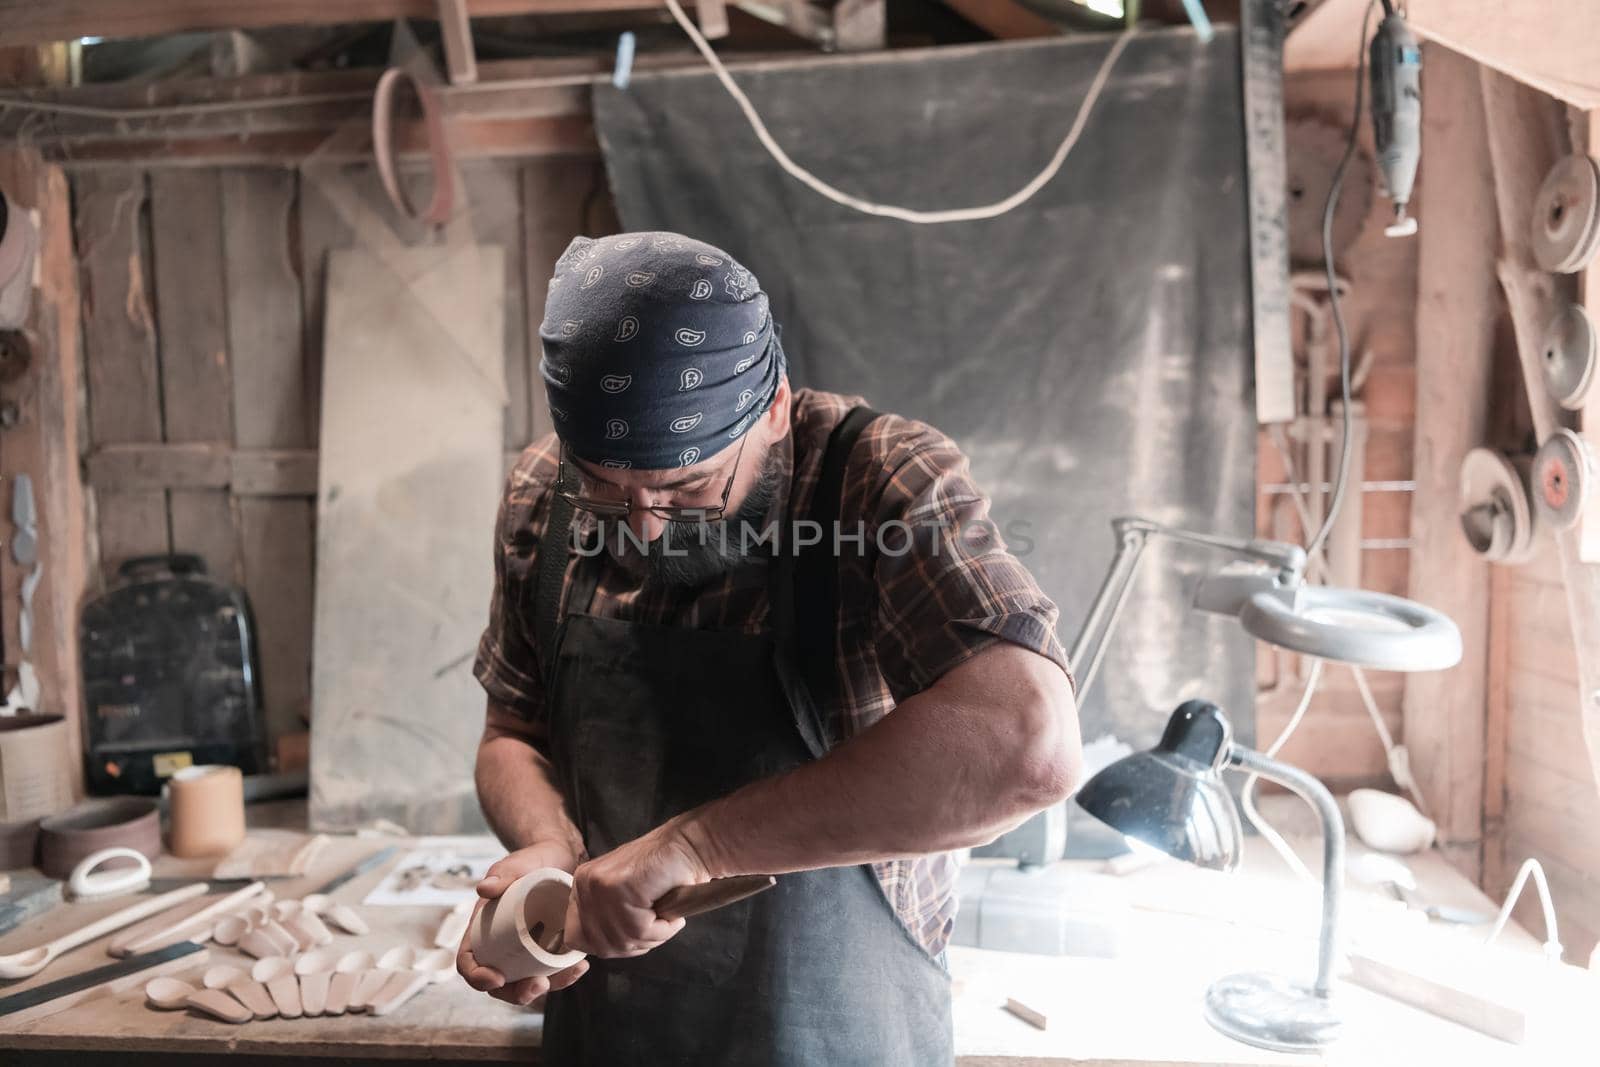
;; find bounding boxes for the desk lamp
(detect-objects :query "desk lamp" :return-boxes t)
[1076,698,1345,1053]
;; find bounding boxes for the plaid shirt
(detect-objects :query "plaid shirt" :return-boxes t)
[475,388,1071,956]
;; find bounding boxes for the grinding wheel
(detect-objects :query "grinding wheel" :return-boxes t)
[1533,428,1592,531]
[1540,304,1599,410]
[1531,154,1600,274]
[1458,448,1536,565]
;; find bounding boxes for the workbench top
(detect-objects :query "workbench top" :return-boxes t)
[0,799,1585,1065]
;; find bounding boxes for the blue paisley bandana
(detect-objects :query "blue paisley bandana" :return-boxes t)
[538,231,785,470]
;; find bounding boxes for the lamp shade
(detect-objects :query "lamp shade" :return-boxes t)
[1074,700,1242,870]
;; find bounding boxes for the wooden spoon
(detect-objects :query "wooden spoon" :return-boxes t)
[184,988,252,1024]
[212,915,248,947]
[371,946,455,1016]
[251,957,303,1019]
[144,975,197,1010]
[325,950,372,1016]
[295,949,338,1017]
[0,884,207,979]
[202,965,244,991]
[350,946,412,1013]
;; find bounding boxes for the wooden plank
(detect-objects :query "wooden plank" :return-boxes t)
[222,168,315,749]
[309,245,504,832]
[1407,0,1600,110]
[85,443,230,490]
[237,499,315,741]
[831,0,883,51]
[1483,562,1511,893]
[460,162,529,451]
[1401,44,1499,880]
[48,114,599,170]
[148,169,237,583]
[0,148,89,799]
[438,0,479,85]
[73,169,170,577]
[520,158,597,444]
[230,450,318,496]
[0,0,667,46]
[83,445,319,495]
[223,170,308,451]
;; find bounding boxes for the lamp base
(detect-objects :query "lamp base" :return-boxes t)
[1202,971,1341,1053]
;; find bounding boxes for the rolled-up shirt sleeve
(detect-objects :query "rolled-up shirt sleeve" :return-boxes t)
[473,444,556,727]
[867,420,1072,702]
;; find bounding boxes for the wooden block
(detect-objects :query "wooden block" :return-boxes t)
[1347,953,1525,1044]
[1002,996,1048,1031]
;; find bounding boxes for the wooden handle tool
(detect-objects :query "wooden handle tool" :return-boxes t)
[653,875,776,921]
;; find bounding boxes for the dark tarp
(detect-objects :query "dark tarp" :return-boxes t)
[593,27,1258,761]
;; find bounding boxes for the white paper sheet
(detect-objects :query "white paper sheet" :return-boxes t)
[361,836,504,906]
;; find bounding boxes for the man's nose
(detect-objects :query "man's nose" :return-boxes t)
[628,507,667,545]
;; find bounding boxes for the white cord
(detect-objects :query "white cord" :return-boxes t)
[1265,425,1431,815]
[1485,858,1563,960]
[1241,658,1324,884]
[661,0,1136,224]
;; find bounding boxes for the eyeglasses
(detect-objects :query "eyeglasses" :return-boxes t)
[555,433,749,522]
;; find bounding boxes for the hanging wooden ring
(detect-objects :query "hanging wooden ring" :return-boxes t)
[372,67,455,227]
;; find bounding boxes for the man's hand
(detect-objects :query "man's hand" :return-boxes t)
[562,818,709,959]
[457,840,590,1006]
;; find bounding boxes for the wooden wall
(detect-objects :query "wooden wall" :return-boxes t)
[1491,539,1600,960]
[1254,68,1420,790]
[71,157,611,757]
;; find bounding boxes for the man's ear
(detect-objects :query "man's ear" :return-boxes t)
[761,376,791,440]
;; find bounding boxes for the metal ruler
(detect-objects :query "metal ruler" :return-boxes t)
[0,940,204,1017]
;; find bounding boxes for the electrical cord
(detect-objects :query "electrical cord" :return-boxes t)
[1485,858,1562,960]
[659,0,1136,224]
[1240,657,1324,885]
[1305,0,1379,565]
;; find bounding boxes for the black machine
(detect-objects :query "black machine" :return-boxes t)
[79,554,266,795]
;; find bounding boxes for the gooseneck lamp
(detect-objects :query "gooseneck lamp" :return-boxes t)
[1068,517,1463,704]
[1075,699,1346,1053]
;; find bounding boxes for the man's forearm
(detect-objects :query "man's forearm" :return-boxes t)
[476,705,586,860]
[677,644,1081,879]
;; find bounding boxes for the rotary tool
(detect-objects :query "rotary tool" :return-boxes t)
[1368,1,1422,237]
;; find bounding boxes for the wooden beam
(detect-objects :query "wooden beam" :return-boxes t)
[831,0,883,51]
[1288,0,1600,108]
[938,0,1060,40]
[0,0,667,47]
[1408,0,1600,110]
[437,0,478,85]
[86,444,319,495]
[1402,44,1497,880]
[1284,0,1365,73]
[0,147,89,799]
[49,113,598,168]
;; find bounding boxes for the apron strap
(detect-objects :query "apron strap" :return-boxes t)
[794,405,881,711]
[534,491,577,680]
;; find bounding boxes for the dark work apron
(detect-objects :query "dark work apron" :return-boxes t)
[532,409,954,1067]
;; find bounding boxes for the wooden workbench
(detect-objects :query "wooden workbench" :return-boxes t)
[0,798,1586,1065]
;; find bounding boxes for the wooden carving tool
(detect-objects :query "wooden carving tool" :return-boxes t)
[654,875,776,921]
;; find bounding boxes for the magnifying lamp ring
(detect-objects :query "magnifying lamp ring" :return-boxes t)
[1239,585,1463,672]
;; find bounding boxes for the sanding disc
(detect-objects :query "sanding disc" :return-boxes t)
[1533,428,1592,531]
[1458,448,1536,565]
[1539,304,1600,410]
[1531,154,1600,274]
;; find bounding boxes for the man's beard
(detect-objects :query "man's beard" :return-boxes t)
[601,448,784,588]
